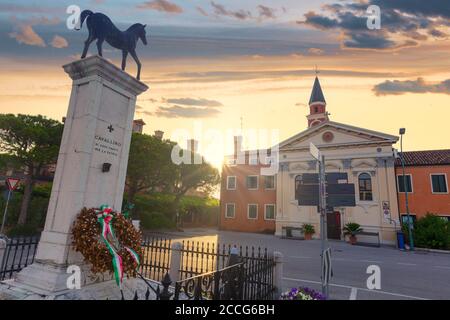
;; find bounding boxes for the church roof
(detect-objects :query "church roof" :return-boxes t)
[395,150,450,166]
[278,120,399,150]
[309,76,326,105]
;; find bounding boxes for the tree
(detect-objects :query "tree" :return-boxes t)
[171,150,220,222]
[0,114,63,225]
[126,133,178,204]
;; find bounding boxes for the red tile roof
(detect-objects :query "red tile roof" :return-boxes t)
[396,150,450,166]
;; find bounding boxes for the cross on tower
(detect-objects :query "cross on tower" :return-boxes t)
[315,65,320,76]
[107,125,114,133]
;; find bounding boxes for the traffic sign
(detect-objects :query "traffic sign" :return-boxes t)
[6,178,20,191]
[309,142,320,160]
[322,247,333,286]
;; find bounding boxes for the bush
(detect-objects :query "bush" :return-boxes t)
[409,214,450,250]
[130,193,219,229]
[140,212,175,230]
[7,224,41,237]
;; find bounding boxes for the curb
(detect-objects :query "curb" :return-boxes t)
[415,247,450,254]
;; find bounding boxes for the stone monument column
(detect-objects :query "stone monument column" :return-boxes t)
[14,55,148,293]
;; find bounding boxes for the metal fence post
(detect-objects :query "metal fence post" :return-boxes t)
[169,242,183,283]
[273,251,284,299]
[0,239,7,277]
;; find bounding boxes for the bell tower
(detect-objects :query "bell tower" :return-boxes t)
[306,75,329,128]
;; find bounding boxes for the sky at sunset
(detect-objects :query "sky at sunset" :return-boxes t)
[0,0,449,168]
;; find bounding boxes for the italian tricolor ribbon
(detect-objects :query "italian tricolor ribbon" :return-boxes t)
[96,204,140,289]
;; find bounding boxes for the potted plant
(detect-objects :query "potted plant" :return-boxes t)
[343,222,363,245]
[302,224,315,240]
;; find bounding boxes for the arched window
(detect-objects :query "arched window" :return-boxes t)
[295,175,302,200]
[359,173,373,201]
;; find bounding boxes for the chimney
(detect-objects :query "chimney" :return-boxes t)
[187,139,202,164]
[233,136,242,158]
[154,130,164,139]
[132,119,146,134]
[187,139,198,153]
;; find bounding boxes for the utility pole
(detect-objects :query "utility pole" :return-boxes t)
[319,154,329,297]
[310,143,330,298]
[399,128,414,251]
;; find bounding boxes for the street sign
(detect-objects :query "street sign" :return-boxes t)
[296,173,356,207]
[309,142,320,160]
[1,178,20,235]
[322,247,332,286]
[6,178,20,191]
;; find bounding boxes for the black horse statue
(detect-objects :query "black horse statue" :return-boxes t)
[76,10,147,80]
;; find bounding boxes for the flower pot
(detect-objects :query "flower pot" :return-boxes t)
[304,233,313,240]
[349,235,357,245]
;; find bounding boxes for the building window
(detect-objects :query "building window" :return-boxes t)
[264,175,275,189]
[247,176,258,190]
[226,176,236,190]
[358,173,373,201]
[249,155,259,165]
[247,204,258,219]
[397,175,413,193]
[295,175,302,200]
[265,204,275,220]
[225,203,235,219]
[431,174,448,193]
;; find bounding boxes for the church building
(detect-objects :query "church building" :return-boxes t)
[219,76,401,245]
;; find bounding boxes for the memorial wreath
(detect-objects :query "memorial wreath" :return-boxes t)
[72,205,143,288]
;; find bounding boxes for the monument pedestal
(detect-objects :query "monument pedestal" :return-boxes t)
[0,55,148,299]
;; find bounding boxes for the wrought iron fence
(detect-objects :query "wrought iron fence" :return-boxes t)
[174,262,245,300]
[0,235,40,280]
[139,237,171,281]
[179,240,275,300]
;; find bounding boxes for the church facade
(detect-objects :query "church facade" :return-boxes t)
[219,76,401,245]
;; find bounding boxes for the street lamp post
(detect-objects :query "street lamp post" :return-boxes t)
[399,128,414,251]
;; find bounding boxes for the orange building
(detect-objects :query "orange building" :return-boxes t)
[395,150,450,223]
[219,138,276,233]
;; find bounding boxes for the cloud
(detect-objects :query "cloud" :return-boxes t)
[196,6,209,17]
[137,0,183,14]
[307,48,324,55]
[8,16,62,47]
[0,3,61,14]
[257,5,276,19]
[211,2,252,20]
[50,35,68,48]
[9,24,46,47]
[373,78,450,96]
[164,97,223,107]
[298,1,450,50]
[153,105,221,118]
[159,69,408,84]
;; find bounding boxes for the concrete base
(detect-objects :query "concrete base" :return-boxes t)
[0,275,157,300]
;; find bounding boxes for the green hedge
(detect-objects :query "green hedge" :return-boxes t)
[140,212,175,230]
[403,213,450,250]
[0,183,50,236]
[131,193,219,230]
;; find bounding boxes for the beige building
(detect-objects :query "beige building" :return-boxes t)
[220,76,401,245]
[275,77,400,245]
